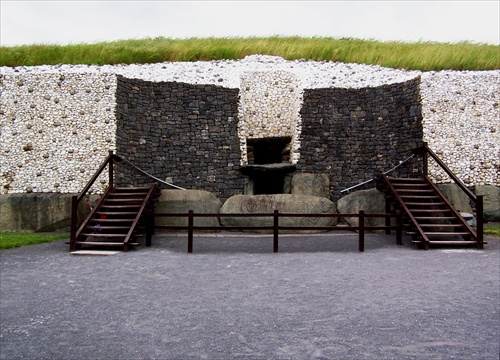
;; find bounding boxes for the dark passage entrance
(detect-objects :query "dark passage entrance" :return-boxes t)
[241,137,295,195]
[246,137,291,165]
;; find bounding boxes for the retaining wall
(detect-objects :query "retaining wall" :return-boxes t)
[1,63,499,200]
[298,78,423,201]
[115,76,246,200]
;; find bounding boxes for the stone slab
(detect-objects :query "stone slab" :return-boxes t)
[220,194,337,233]
[291,173,330,198]
[155,189,222,230]
[337,188,386,228]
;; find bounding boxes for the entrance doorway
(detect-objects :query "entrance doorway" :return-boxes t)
[241,137,295,195]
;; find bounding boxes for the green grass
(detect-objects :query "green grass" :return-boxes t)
[484,226,500,238]
[1,36,499,71]
[0,232,68,250]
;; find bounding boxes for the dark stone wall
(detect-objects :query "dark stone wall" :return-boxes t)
[298,78,423,201]
[115,76,246,201]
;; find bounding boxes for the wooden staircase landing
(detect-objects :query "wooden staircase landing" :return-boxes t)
[378,175,482,250]
[70,183,159,252]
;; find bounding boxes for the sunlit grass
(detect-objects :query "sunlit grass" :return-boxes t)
[1,36,498,71]
[0,232,68,250]
[484,226,500,238]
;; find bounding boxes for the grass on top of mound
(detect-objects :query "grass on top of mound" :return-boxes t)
[0,232,68,250]
[1,36,499,71]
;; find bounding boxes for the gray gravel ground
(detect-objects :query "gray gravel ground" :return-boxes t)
[1,231,499,360]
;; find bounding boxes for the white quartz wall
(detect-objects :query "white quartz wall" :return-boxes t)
[1,57,498,194]
[421,71,500,186]
[0,72,116,194]
[238,71,302,165]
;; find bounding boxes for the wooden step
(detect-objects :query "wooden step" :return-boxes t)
[99,205,142,209]
[400,195,440,199]
[405,202,446,207]
[90,218,135,223]
[407,209,452,213]
[80,233,136,238]
[104,198,145,203]
[388,177,425,182]
[424,232,471,236]
[414,216,456,220]
[393,184,429,188]
[108,192,148,197]
[412,240,477,245]
[417,224,466,228]
[114,187,150,192]
[96,211,138,216]
[85,225,132,231]
[397,189,435,193]
[76,241,139,247]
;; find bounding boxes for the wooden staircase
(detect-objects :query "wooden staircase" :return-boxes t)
[378,175,483,250]
[70,183,159,252]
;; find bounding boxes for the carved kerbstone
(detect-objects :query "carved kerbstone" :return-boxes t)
[220,194,337,233]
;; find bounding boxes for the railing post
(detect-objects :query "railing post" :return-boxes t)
[108,150,114,188]
[422,142,428,177]
[188,210,194,253]
[476,195,484,249]
[273,210,279,253]
[385,196,391,235]
[396,210,402,246]
[359,210,365,252]
[145,212,153,247]
[69,195,78,252]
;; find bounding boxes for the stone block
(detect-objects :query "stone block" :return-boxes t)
[437,184,474,214]
[291,173,330,198]
[155,190,222,230]
[337,188,386,228]
[0,193,91,232]
[474,185,500,222]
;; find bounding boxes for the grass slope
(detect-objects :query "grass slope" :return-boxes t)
[1,36,499,71]
[0,233,68,250]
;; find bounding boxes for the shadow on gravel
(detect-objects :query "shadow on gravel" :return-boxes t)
[152,231,421,254]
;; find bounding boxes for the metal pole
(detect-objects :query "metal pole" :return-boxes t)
[422,142,428,177]
[69,195,78,252]
[385,196,391,235]
[188,210,194,253]
[476,195,484,249]
[359,210,365,252]
[273,210,279,253]
[108,150,114,188]
[396,210,402,246]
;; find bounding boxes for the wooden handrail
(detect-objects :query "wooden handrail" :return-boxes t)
[123,183,158,249]
[77,150,115,202]
[413,142,483,247]
[70,150,116,251]
[417,142,476,201]
[381,174,431,247]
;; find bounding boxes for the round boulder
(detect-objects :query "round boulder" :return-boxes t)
[337,188,386,228]
[155,190,222,231]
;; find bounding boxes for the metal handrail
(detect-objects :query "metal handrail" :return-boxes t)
[340,154,415,194]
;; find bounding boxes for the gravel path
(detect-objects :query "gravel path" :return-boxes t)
[1,232,499,360]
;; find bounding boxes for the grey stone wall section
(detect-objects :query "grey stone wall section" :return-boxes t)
[114,76,246,201]
[298,78,423,201]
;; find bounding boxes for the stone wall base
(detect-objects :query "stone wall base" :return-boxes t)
[1,185,497,233]
[0,194,92,233]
